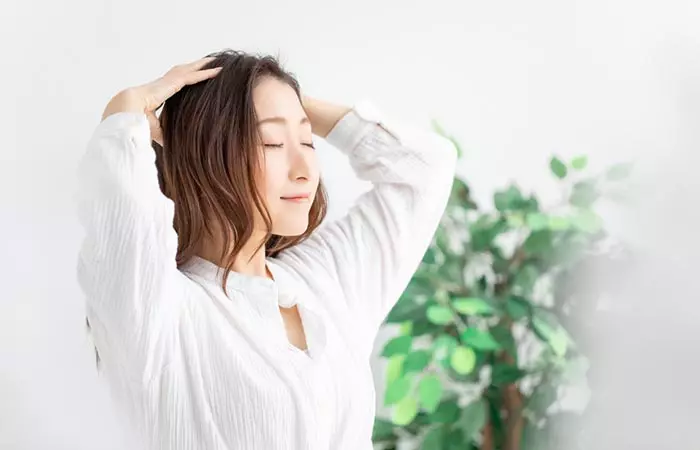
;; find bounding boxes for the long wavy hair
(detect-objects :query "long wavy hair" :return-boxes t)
[88,49,329,369]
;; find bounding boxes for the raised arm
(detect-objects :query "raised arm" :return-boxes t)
[282,96,458,347]
[76,58,222,379]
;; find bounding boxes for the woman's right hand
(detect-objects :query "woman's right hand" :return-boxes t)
[101,56,222,145]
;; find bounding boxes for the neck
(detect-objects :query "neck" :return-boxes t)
[196,229,272,280]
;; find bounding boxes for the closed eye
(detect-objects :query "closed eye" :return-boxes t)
[264,143,316,149]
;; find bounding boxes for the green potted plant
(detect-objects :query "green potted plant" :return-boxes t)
[372,128,631,450]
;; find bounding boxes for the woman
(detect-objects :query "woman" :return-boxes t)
[76,49,457,450]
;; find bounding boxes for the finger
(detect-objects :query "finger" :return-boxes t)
[147,56,217,101]
[181,66,223,86]
[144,67,222,111]
[165,56,218,77]
[183,56,218,72]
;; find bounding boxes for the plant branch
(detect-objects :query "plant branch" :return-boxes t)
[481,421,494,450]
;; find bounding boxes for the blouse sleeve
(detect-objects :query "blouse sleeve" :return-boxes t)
[75,112,186,382]
[282,100,458,343]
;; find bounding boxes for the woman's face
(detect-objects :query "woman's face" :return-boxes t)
[252,76,320,237]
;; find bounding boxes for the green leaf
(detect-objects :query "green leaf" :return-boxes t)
[526,212,549,231]
[385,354,405,384]
[550,156,568,179]
[458,398,487,441]
[513,263,539,294]
[450,346,477,374]
[571,155,588,170]
[531,314,554,342]
[381,335,413,357]
[384,375,412,406]
[521,420,548,449]
[528,381,558,417]
[442,258,466,286]
[493,186,538,213]
[606,162,633,181]
[446,429,467,450]
[449,177,476,208]
[531,311,570,357]
[398,321,413,335]
[490,324,518,360]
[392,396,419,426]
[470,230,492,252]
[386,297,424,323]
[505,296,531,320]
[571,208,602,233]
[427,305,454,325]
[548,215,572,230]
[451,297,495,315]
[520,196,540,213]
[429,399,461,423]
[418,374,443,413]
[491,363,526,386]
[432,335,458,362]
[550,328,570,357]
[409,319,436,337]
[494,189,514,212]
[560,356,590,383]
[494,185,524,212]
[371,418,397,442]
[491,252,510,274]
[523,229,553,255]
[570,180,599,208]
[470,217,509,251]
[506,212,525,228]
[421,425,448,450]
[387,278,434,323]
[422,246,440,265]
[487,391,504,438]
[550,233,590,267]
[403,350,432,374]
[460,328,502,351]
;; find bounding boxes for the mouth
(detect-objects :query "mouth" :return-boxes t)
[281,194,311,203]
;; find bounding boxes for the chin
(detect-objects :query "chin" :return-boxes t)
[274,221,310,237]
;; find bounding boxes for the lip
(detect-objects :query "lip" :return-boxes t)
[282,197,310,203]
[281,193,311,200]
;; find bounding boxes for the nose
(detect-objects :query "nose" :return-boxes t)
[288,144,314,181]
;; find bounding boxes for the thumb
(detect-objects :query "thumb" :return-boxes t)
[146,111,163,147]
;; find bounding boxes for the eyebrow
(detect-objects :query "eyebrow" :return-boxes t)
[257,116,310,126]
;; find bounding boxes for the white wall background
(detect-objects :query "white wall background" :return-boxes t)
[2,0,700,448]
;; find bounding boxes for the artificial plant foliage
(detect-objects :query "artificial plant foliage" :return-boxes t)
[372,130,630,450]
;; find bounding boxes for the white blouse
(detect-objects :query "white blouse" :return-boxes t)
[75,99,457,450]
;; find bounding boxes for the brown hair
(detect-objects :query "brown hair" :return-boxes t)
[88,49,328,369]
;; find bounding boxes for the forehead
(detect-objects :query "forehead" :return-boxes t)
[252,76,305,120]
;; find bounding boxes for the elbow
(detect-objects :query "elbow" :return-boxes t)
[440,136,459,170]
[431,135,459,182]
[405,135,457,199]
[428,136,459,206]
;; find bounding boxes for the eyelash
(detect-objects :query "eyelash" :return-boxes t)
[264,143,315,149]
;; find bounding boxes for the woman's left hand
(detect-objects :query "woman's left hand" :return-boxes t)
[301,95,352,139]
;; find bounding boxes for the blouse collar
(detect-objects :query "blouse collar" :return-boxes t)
[181,255,302,308]
[180,254,327,359]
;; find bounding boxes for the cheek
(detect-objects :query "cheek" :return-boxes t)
[305,155,321,188]
[261,163,287,203]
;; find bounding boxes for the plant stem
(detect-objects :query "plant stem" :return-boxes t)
[503,383,525,450]
[481,421,494,450]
